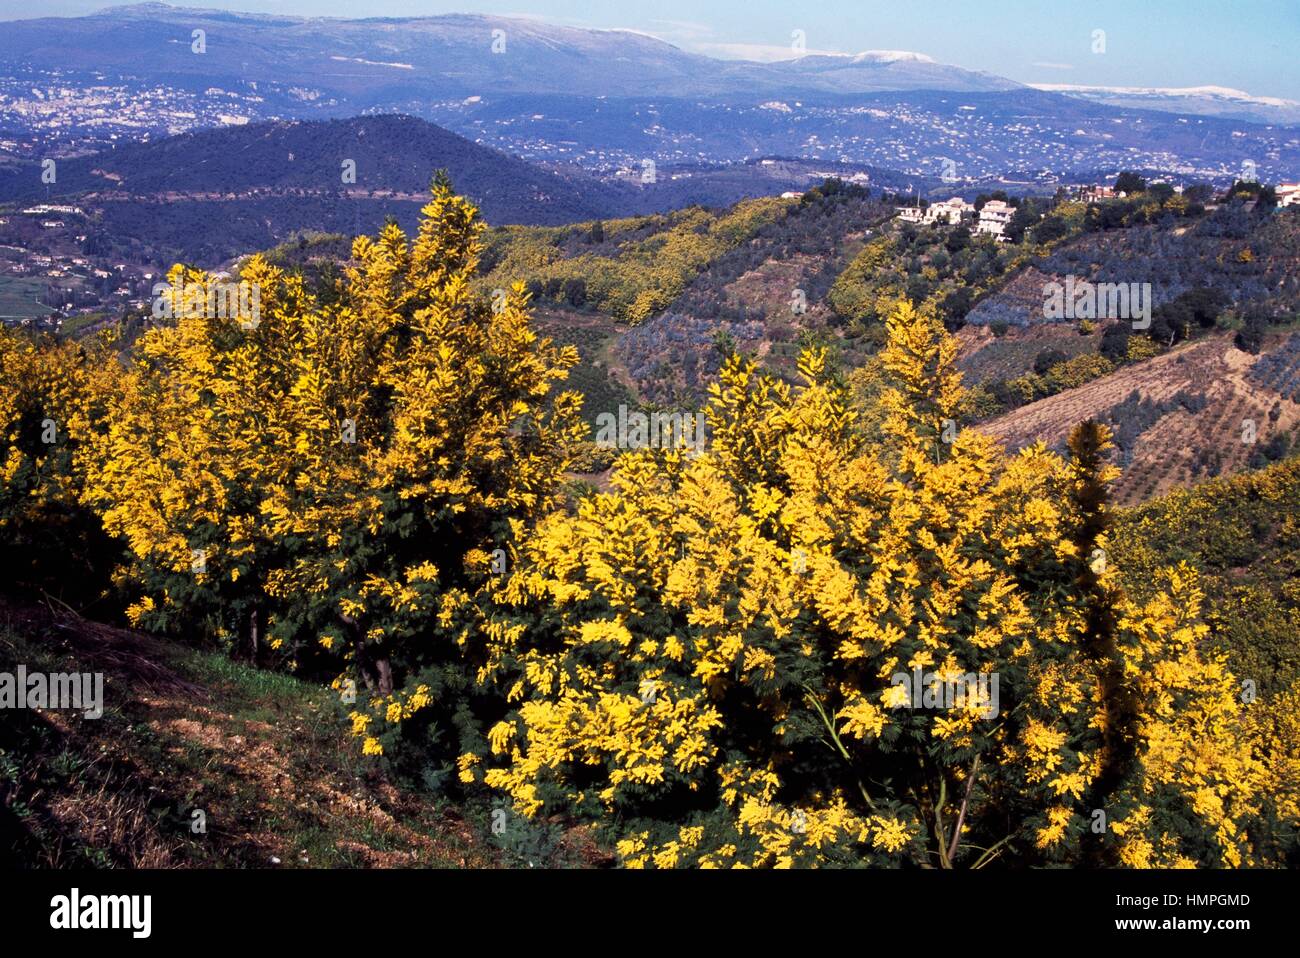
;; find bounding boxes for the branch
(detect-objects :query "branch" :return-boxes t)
[946,754,981,864]
[971,832,1016,870]
[934,773,950,869]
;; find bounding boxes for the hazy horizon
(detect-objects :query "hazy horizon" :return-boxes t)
[2,0,1297,101]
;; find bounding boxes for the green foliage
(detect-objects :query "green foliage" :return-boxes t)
[1115,171,1148,195]
[0,328,120,603]
[479,198,789,324]
[1112,458,1300,697]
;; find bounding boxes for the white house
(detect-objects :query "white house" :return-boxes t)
[923,197,976,225]
[21,204,84,216]
[1277,183,1300,207]
[896,205,925,223]
[1075,185,1116,203]
[975,199,1014,241]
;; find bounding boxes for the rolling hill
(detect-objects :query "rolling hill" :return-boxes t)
[0,113,625,219]
[0,115,637,263]
[0,115,929,266]
[467,187,1300,506]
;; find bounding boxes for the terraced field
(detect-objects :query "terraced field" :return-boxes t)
[1247,332,1300,403]
[720,252,839,328]
[956,320,1103,385]
[978,331,1300,504]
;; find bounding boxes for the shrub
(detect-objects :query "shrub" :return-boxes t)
[467,300,1288,868]
[86,177,585,774]
[1033,348,1069,375]
[0,328,121,601]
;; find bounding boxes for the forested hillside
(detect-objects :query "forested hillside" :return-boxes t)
[0,116,634,263]
[469,180,1300,506]
[1114,457,1300,700]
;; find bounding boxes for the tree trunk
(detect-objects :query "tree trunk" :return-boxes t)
[341,614,381,691]
[248,605,264,667]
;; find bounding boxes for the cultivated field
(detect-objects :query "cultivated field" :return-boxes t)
[956,319,1103,384]
[0,275,49,321]
[978,331,1300,504]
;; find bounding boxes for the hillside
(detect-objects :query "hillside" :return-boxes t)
[0,597,598,868]
[35,173,1299,510]
[4,167,1300,884]
[250,185,1300,505]
[967,206,1300,329]
[0,116,611,208]
[1113,455,1300,698]
[469,180,893,409]
[978,330,1300,504]
[596,193,1300,496]
[0,119,923,271]
[0,115,632,263]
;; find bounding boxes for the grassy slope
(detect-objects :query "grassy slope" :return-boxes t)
[0,599,506,868]
[0,276,49,321]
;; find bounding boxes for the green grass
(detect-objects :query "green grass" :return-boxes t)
[0,276,50,320]
[59,312,107,338]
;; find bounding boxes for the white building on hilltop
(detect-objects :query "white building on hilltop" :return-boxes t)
[21,204,84,216]
[923,196,976,225]
[1278,183,1300,208]
[1075,185,1116,203]
[976,200,1014,241]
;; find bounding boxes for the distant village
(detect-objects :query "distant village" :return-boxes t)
[0,202,158,332]
[892,179,1300,242]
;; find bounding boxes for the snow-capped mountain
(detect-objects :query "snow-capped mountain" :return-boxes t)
[1032,84,1300,126]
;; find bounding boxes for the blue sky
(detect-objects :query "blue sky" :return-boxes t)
[5,0,1298,99]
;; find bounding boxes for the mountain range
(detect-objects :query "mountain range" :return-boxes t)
[1,5,1297,186]
[0,4,1021,100]
[1032,84,1300,127]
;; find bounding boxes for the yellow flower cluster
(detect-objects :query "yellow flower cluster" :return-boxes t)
[468,300,1290,868]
